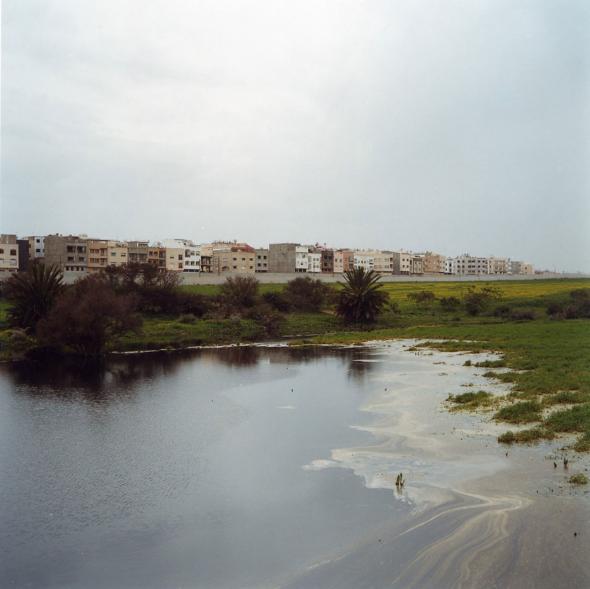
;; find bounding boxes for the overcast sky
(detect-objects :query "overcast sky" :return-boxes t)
[2,0,589,270]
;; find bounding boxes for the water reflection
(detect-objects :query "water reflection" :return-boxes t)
[0,344,395,589]
[2,345,378,398]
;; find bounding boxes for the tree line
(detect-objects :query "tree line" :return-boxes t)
[1,263,390,357]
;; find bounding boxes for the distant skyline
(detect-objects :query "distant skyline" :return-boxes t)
[2,1,589,271]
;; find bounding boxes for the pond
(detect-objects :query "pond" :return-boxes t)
[1,343,588,588]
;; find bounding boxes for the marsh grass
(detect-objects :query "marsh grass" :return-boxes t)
[447,391,496,410]
[569,473,589,485]
[494,401,542,424]
[498,428,555,444]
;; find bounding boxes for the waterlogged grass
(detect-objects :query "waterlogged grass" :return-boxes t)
[498,428,555,444]
[569,473,589,485]
[447,391,496,410]
[300,319,590,451]
[544,391,590,406]
[494,401,542,424]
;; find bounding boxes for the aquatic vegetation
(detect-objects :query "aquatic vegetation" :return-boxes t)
[569,473,588,485]
[498,428,554,444]
[447,391,496,410]
[494,401,542,424]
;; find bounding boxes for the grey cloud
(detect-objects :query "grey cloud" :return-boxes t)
[2,0,589,270]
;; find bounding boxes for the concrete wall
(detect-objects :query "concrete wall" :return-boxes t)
[1,270,584,285]
[178,271,582,285]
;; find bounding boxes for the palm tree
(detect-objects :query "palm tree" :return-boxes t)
[5,262,64,331]
[336,268,388,324]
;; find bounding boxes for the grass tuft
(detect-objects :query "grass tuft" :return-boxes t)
[447,390,495,410]
[498,427,554,444]
[494,401,542,424]
[569,473,589,485]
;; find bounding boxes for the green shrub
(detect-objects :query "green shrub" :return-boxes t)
[284,277,331,312]
[408,291,436,307]
[439,296,461,312]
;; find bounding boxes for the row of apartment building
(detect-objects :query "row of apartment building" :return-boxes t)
[0,234,535,277]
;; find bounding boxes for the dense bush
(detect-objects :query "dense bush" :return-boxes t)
[219,276,259,313]
[464,286,502,316]
[336,268,388,324]
[509,309,536,321]
[244,303,285,337]
[5,262,64,331]
[284,277,332,312]
[388,300,401,315]
[546,289,590,319]
[38,274,142,356]
[439,296,461,312]
[138,288,210,316]
[262,291,292,312]
[101,264,209,316]
[408,290,436,307]
[493,305,511,318]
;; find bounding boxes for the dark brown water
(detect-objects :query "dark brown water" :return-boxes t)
[0,346,408,588]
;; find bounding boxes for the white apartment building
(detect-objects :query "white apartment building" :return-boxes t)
[307,251,322,273]
[450,254,491,275]
[353,251,375,272]
[162,239,200,272]
[295,246,310,272]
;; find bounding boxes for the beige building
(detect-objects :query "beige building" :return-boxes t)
[340,250,355,273]
[510,260,534,275]
[255,248,269,272]
[164,246,185,272]
[410,255,424,275]
[0,234,19,274]
[87,240,128,271]
[374,251,394,274]
[392,251,412,275]
[162,239,200,272]
[419,251,446,274]
[489,257,509,275]
[211,242,256,273]
[128,241,150,265]
[147,245,166,270]
[44,234,88,272]
[199,243,213,273]
[448,254,491,275]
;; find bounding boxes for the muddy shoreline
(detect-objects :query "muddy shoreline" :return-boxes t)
[283,341,590,589]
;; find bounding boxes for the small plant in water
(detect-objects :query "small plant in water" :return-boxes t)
[569,473,588,485]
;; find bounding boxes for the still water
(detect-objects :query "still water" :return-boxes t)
[0,346,408,588]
